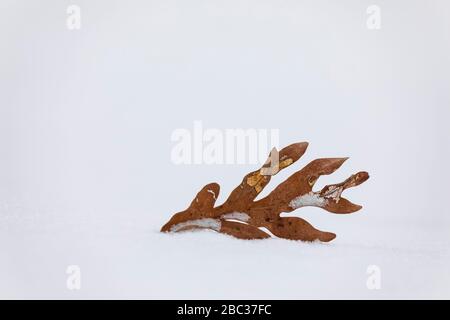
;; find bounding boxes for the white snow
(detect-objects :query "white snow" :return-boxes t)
[1,0,450,301]
[221,212,250,222]
[289,192,327,209]
[170,218,221,232]
[1,210,449,299]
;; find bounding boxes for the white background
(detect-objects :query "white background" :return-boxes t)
[1,0,449,298]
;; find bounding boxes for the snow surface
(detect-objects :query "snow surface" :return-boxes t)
[1,211,449,299]
[1,0,450,300]
[289,192,327,209]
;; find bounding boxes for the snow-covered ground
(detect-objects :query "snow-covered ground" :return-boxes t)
[1,210,449,299]
[1,0,450,299]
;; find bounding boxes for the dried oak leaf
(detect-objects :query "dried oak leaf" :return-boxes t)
[161,142,369,242]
